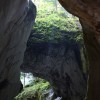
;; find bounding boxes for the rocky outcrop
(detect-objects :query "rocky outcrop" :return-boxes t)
[0,0,36,100]
[58,0,100,100]
[21,41,87,100]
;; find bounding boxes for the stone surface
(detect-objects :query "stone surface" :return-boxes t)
[58,0,100,100]
[0,0,100,100]
[0,0,36,100]
[21,41,87,100]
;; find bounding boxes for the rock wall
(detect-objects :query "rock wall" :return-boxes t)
[58,0,100,100]
[0,0,36,100]
[0,0,100,99]
[21,41,87,100]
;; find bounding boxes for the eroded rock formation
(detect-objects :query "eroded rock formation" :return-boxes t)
[21,41,87,100]
[58,0,100,100]
[0,0,100,99]
[0,0,36,100]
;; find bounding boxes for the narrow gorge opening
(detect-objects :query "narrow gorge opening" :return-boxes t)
[1,0,100,100]
[16,0,88,100]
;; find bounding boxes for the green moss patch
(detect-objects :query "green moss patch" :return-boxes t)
[15,79,50,100]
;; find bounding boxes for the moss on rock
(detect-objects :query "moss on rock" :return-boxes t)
[15,79,50,100]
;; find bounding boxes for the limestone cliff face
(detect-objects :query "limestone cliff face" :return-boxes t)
[0,0,36,100]
[21,41,87,100]
[58,0,100,100]
[0,0,100,100]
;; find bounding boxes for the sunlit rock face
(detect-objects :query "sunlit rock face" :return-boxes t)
[21,41,87,100]
[0,0,36,100]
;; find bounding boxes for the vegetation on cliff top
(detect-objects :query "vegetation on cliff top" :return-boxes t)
[17,1,84,100]
[30,0,83,43]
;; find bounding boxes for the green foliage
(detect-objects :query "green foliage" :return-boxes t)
[31,2,83,43]
[15,78,50,100]
[16,2,84,100]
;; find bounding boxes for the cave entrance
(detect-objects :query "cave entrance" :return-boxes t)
[19,0,87,100]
